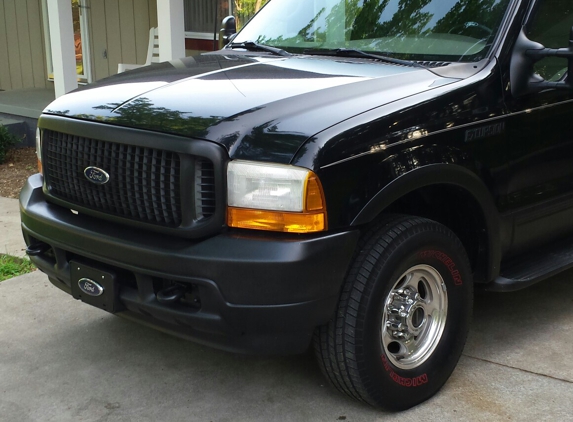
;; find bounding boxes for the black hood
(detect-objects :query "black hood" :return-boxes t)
[44,54,457,163]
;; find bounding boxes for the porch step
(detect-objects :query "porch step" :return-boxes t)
[0,116,27,144]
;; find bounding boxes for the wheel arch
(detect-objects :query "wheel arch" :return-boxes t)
[351,164,501,283]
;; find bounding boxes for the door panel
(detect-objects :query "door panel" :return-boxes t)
[503,0,573,253]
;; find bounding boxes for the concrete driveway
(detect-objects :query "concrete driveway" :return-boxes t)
[1,268,572,422]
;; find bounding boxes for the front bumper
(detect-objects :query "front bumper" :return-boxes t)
[20,174,359,354]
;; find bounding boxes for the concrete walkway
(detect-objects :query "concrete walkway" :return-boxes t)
[0,197,26,257]
[1,196,572,421]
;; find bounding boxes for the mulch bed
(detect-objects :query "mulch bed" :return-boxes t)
[0,147,38,198]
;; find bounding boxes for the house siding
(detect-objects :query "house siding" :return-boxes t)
[0,0,49,91]
[0,0,157,92]
[88,0,158,81]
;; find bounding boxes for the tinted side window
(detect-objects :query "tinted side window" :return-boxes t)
[526,0,573,80]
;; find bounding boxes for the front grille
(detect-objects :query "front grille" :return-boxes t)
[44,130,183,227]
[195,159,216,220]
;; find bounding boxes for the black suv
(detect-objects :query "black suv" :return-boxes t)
[20,0,573,410]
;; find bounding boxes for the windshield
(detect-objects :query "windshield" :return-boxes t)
[233,0,511,62]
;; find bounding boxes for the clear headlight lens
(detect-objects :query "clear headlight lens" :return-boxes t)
[227,160,327,233]
[228,161,308,212]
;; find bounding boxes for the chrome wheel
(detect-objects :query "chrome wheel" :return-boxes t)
[382,264,448,370]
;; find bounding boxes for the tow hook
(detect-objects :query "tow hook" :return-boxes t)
[156,283,187,305]
[26,242,51,256]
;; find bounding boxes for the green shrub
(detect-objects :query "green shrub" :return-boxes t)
[0,125,19,164]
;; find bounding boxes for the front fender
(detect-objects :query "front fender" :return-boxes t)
[352,163,501,281]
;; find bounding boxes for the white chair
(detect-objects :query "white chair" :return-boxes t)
[117,27,160,73]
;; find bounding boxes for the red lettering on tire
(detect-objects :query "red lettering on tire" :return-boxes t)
[381,355,429,387]
[419,250,463,285]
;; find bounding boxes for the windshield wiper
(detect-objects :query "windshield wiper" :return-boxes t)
[228,41,292,57]
[303,48,425,68]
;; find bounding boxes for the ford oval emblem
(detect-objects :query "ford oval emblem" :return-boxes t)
[84,166,110,185]
[78,278,105,297]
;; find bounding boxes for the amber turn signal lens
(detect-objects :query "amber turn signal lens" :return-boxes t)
[228,208,326,233]
[304,174,325,211]
[37,159,43,175]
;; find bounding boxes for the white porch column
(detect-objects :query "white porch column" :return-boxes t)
[47,0,78,98]
[157,0,186,62]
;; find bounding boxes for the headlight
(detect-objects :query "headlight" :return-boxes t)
[36,128,43,174]
[227,160,327,233]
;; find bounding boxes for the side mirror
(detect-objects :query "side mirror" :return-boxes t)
[220,16,237,48]
[511,27,573,97]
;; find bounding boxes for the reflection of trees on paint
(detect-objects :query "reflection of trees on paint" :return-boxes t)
[68,97,224,137]
[233,120,309,162]
[53,97,309,161]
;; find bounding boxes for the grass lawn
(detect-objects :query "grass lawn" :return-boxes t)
[0,254,36,281]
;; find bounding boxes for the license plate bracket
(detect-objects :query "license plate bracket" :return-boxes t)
[70,260,122,313]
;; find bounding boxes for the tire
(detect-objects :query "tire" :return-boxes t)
[314,215,473,410]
